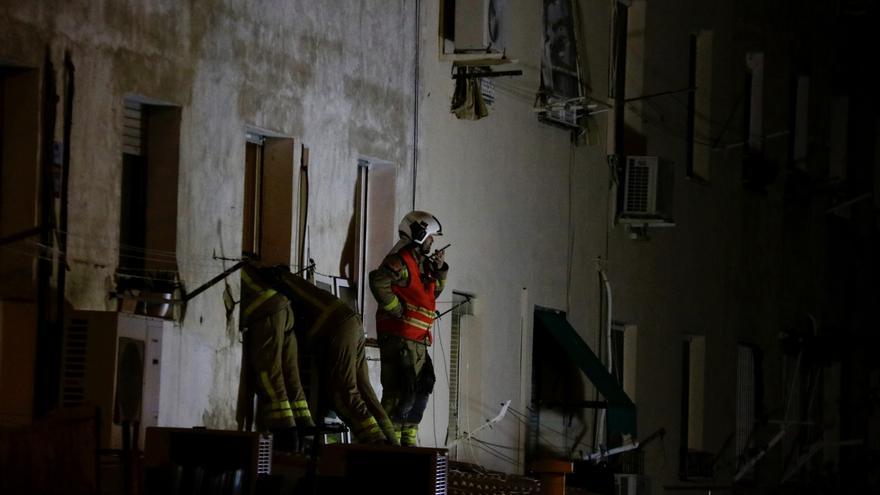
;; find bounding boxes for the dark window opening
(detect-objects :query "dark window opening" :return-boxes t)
[116,99,181,303]
[242,137,264,259]
[0,66,40,295]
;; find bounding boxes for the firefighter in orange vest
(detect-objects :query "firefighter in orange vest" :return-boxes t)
[239,262,314,450]
[369,210,448,446]
[267,266,398,445]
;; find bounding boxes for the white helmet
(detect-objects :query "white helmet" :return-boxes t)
[398,210,443,245]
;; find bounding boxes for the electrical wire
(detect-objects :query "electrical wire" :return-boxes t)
[22,233,322,280]
[469,438,519,466]
[469,437,524,452]
[507,405,595,452]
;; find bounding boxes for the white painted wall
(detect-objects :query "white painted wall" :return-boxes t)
[416,0,588,473]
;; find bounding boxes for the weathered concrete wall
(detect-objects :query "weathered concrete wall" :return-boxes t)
[0,0,415,429]
[1,0,836,485]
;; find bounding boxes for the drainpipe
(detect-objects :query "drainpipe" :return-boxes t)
[34,49,57,418]
[57,50,74,383]
[411,0,420,211]
[595,268,614,452]
[611,0,629,215]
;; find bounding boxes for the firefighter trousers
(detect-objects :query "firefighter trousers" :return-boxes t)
[245,305,313,431]
[317,315,397,444]
[378,334,435,445]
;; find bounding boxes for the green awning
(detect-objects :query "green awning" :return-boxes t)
[535,309,637,436]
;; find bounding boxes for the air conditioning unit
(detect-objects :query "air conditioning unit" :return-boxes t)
[60,311,169,449]
[623,156,660,216]
[615,474,650,495]
[619,156,675,234]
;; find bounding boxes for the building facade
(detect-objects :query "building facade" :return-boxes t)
[1,0,877,493]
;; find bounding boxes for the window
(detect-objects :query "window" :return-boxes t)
[743,53,773,189]
[687,31,713,181]
[612,322,638,403]
[745,52,764,153]
[791,76,810,171]
[241,129,295,265]
[736,344,757,478]
[446,291,474,457]
[680,335,709,479]
[354,157,396,337]
[0,66,39,293]
[828,96,849,182]
[118,98,180,278]
[242,134,264,258]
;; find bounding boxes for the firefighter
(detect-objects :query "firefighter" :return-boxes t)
[239,262,314,450]
[369,210,448,446]
[268,267,398,445]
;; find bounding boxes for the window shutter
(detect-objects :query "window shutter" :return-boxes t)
[123,100,143,156]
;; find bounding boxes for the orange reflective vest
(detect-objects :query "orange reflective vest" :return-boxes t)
[377,248,436,344]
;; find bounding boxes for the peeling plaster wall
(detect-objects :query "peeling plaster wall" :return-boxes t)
[1,0,415,430]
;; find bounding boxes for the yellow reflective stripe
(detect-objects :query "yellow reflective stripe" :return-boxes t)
[260,372,278,402]
[402,316,432,330]
[292,401,312,419]
[358,416,379,431]
[241,269,278,316]
[244,288,278,316]
[383,297,401,312]
[269,409,294,419]
[404,303,436,320]
[270,400,291,411]
[241,269,261,291]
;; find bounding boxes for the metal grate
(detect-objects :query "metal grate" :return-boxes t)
[625,163,650,213]
[434,452,449,495]
[736,345,755,474]
[61,318,89,407]
[257,434,272,475]
[447,295,465,448]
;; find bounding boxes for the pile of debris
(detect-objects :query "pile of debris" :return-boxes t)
[449,461,540,495]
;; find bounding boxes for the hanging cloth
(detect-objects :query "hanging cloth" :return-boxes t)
[451,68,489,120]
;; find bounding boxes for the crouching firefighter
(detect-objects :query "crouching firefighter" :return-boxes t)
[266,266,398,445]
[237,262,314,451]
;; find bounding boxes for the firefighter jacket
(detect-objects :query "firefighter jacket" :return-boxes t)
[369,246,446,345]
[270,269,356,343]
[268,268,397,444]
[240,263,290,325]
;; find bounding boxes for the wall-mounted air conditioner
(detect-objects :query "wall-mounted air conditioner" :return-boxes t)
[623,156,660,216]
[619,156,675,235]
[60,311,169,449]
[615,474,650,495]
